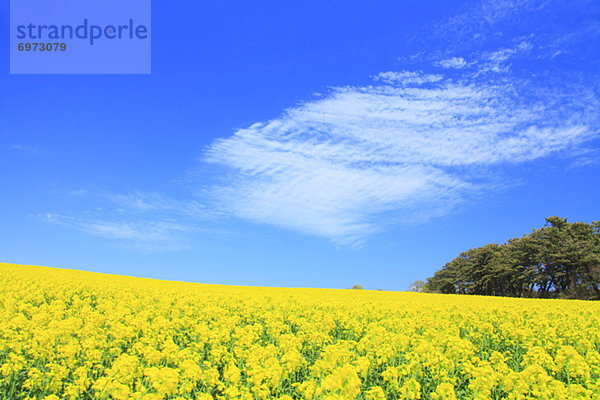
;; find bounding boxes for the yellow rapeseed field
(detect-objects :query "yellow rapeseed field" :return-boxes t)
[1,263,599,400]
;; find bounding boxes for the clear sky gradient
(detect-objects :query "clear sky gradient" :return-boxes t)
[1,0,599,290]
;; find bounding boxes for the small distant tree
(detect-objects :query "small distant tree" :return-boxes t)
[409,280,425,292]
[350,284,364,290]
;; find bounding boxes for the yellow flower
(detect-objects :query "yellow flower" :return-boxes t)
[430,382,457,400]
[365,386,386,400]
[1,263,599,400]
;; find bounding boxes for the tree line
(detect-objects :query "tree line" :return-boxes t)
[424,217,600,300]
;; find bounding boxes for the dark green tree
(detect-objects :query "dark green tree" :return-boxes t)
[425,217,600,300]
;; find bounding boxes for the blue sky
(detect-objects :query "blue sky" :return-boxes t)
[1,0,599,290]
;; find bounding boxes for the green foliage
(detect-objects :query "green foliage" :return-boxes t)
[425,217,600,300]
[350,284,364,290]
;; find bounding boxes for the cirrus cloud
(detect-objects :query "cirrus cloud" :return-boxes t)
[204,68,597,245]
[436,57,467,69]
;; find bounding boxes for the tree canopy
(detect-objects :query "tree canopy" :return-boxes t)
[425,217,600,300]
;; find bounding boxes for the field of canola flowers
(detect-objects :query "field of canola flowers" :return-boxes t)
[1,263,599,400]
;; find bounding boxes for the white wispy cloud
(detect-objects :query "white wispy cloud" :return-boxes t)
[43,213,191,251]
[11,144,41,155]
[43,191,218,251]
[109,191,215,219]
[205,69,597,245]
[375,71,443,85]
[459,41,536,76]
[437,57,467,69]
[486,41,532,63]
[441,0,552,36]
